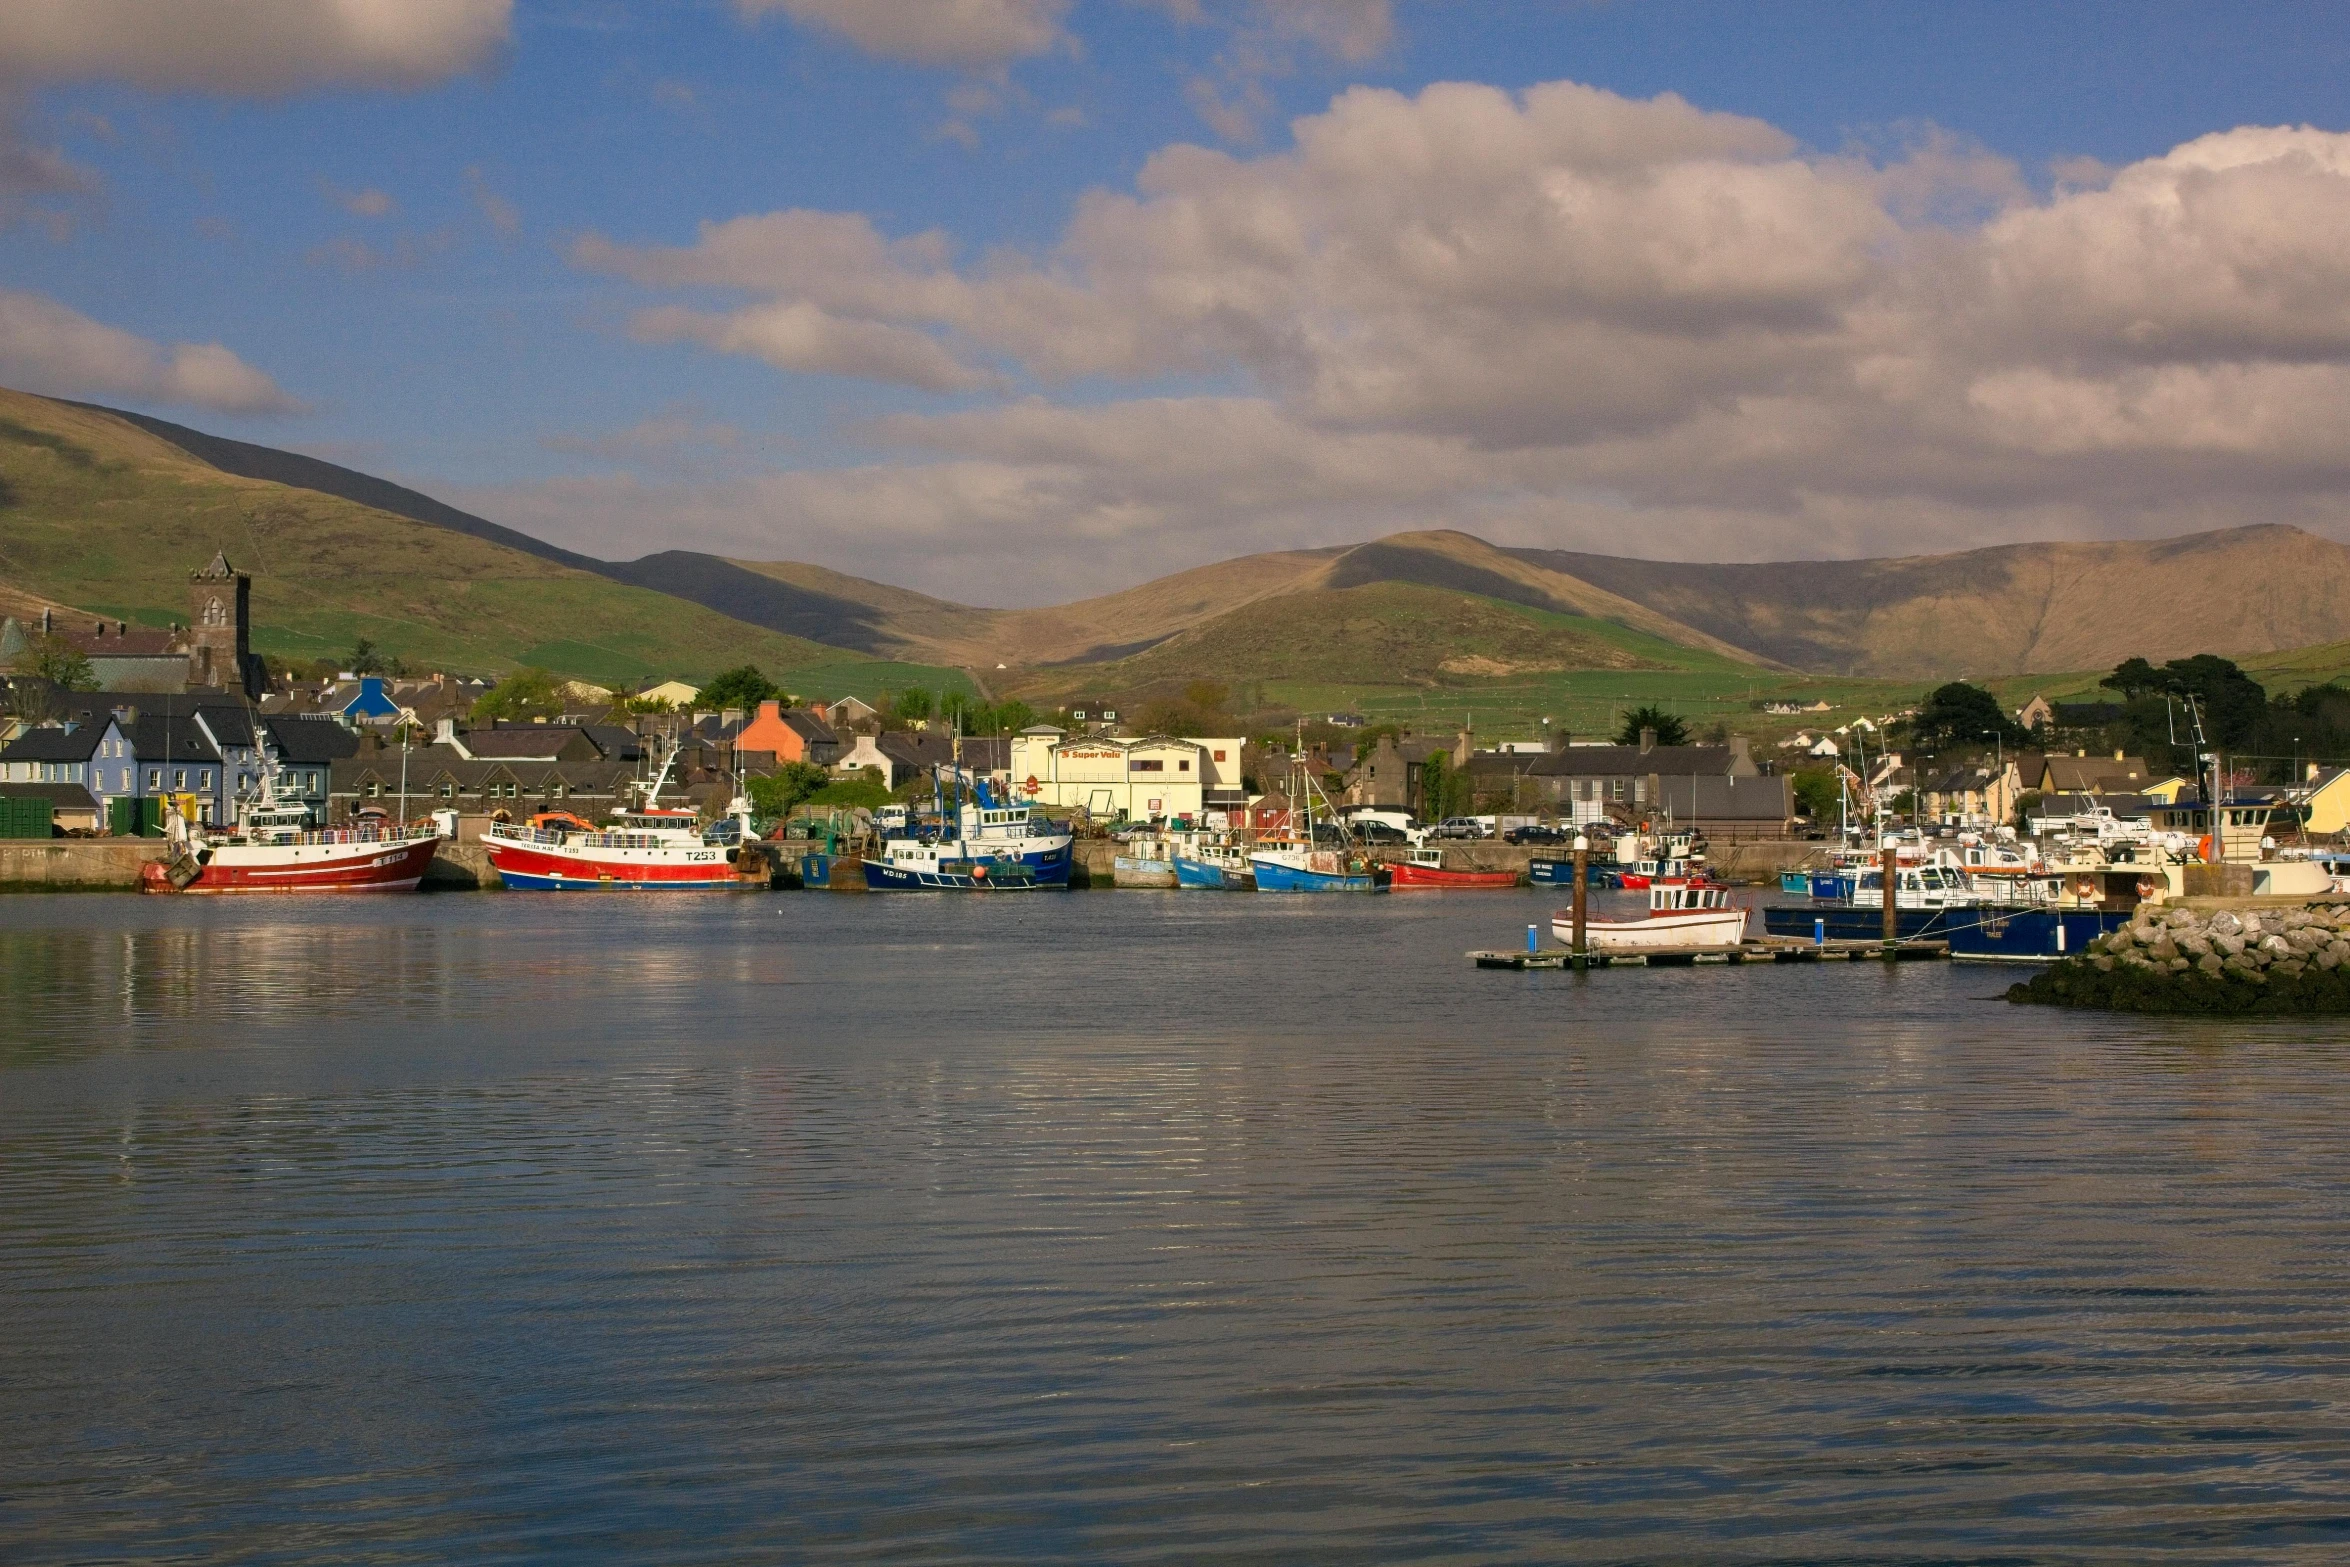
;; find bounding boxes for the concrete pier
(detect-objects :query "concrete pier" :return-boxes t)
[0,839,169,891]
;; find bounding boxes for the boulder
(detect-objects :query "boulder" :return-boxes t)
[2197,953,2226,975]
[2216,933,2247,956]
[2148,936,2179,962]
[2209,910,2244,937]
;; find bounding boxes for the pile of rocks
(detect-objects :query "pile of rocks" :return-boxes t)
[2011,902,2350,1013]
[2091,904,2350,981]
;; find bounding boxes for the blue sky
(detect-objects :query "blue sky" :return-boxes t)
[4,1,2350,602]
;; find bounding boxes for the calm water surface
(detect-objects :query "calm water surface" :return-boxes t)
[5,889,2350,1562]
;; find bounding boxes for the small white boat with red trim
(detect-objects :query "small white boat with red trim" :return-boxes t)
[1554,883,1748,951]
[142,795,443,894]
[482,744,752,890]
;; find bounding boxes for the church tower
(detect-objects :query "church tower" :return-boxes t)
[188,551,258,696]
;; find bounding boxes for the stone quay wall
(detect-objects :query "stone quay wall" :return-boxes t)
[0,839,168,890]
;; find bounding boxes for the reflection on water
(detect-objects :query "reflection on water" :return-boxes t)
[6,891,2350,1562]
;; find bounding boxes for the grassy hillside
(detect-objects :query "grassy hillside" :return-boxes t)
[1520,526,2350,678]
[1005,581,1754,714]
[0,390,844,687]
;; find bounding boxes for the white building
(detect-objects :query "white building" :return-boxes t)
[1007,726,1245,820]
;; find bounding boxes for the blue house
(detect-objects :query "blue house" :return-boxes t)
[0,715,134,821]
[126,712,226,826]
[334,677,402,724]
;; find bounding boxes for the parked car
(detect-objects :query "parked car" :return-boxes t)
[1353,820,1412,845]
[1432,816,1489,839]
[1504,823,1566,845]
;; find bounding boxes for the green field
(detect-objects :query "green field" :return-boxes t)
[779,659,980,704]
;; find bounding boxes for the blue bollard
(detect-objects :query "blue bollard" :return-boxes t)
[1527,923,1539,954]
[1815,916,1826,948]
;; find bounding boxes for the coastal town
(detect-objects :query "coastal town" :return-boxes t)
[6,553,2349,925]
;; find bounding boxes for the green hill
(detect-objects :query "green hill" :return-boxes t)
[0,390,846,688]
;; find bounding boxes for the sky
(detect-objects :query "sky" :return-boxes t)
[3,0,2349,606]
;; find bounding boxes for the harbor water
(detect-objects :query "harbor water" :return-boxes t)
[6,889,2350,1562]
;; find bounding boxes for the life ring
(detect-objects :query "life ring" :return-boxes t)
[2197,834,2214,863]
[2135,877,2158,900]
[2073,878,2099,901]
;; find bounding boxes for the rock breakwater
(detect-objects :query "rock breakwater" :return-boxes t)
[2009,902,2350,1014]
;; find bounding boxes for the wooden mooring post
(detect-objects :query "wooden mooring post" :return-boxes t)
[1570,834,1590,972]
[1881,840,1898,960]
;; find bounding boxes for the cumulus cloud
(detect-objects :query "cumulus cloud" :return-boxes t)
[562,81,2350,597]
[0,287,301,414]
[0,0,510,94]
[736,0,1070,70]
[0,102,99,237]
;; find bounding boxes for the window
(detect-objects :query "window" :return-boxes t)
[550,782,566,799]
[148,769,161,791]
[199,771,212,790]
[308,771,320,793]
[1213,749,1227,761]
[367,781,382,798]
[1132,759,1165,773]
[173,770,186,790]
[1179,760,1190,772]
[439,783,455,800]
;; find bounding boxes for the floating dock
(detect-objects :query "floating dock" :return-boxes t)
[1471,938,1949,969]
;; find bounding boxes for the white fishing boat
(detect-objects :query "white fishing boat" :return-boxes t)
[1555,883,1748,951]
[1112,833,1179,888]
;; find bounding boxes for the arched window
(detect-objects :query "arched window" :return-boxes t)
[201,596,226,627]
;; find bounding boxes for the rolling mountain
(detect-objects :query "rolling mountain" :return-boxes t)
[14,388,2350,699]
[1513,527,2350,679]
[0,390,846,686]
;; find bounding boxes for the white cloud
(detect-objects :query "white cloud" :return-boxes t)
[735,0,1070,70]
[0,287,301,414]
[0,0,511,95]
[560,82,2350,597]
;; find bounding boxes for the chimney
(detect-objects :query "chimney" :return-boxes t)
[435,717,457,746]
[1728,735,1754,773]
[40,607,51,634]
[1639,726,1658,754]
[2114,749,2125,762]
[759,699,781,721]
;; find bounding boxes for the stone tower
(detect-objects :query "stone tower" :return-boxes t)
[188,550,257,695]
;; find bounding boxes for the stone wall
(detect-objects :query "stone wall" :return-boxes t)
[0,839,168,890]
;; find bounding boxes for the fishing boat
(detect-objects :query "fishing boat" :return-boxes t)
[1172,835,1255,889]
[483,741,751,889]
[862,838,1046,891]
[1252,845,1386,893]
[1761,860,1983,940]
[1553,883,1748,951]
[1249,725,1386,893]
[142,791,443,894]
[1388,848,1519,889]
[1530,855,1616,887]
[863,751,1068,892]
[1943,906,2131,962]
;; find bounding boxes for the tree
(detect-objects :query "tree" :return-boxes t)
[937,688,973,730]
[347,637,402,677]
[1790,766,1842,822]
[2161,654,2266,748]
[698,664,778,712]
[1907,681,2022,756]
[893,687,935,722]
[1419,751,1468,820]
[23,633,94,691]
[993,699,1036,733]
[2100,657,2162,699]
[471,667,566,722]
[1182,680,1230,714]
[1613,705,1689,747]
[745,761,833,820]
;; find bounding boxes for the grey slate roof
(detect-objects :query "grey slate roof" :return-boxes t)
[263,715,362,765]
[0,724,104,762]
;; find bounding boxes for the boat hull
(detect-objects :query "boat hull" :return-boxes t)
[1762,903,1962,941]
[1553,907,1748,950]
[1252,855,1381,893]
[1389,862,1519,889]
[1172,854,1253,890]
[1529,858,1617,887]
[987,841,1073,885]
[484,838,737,890]
[141,834,441,894]
[862,860,1052,891]
[1943,907,2129,962]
